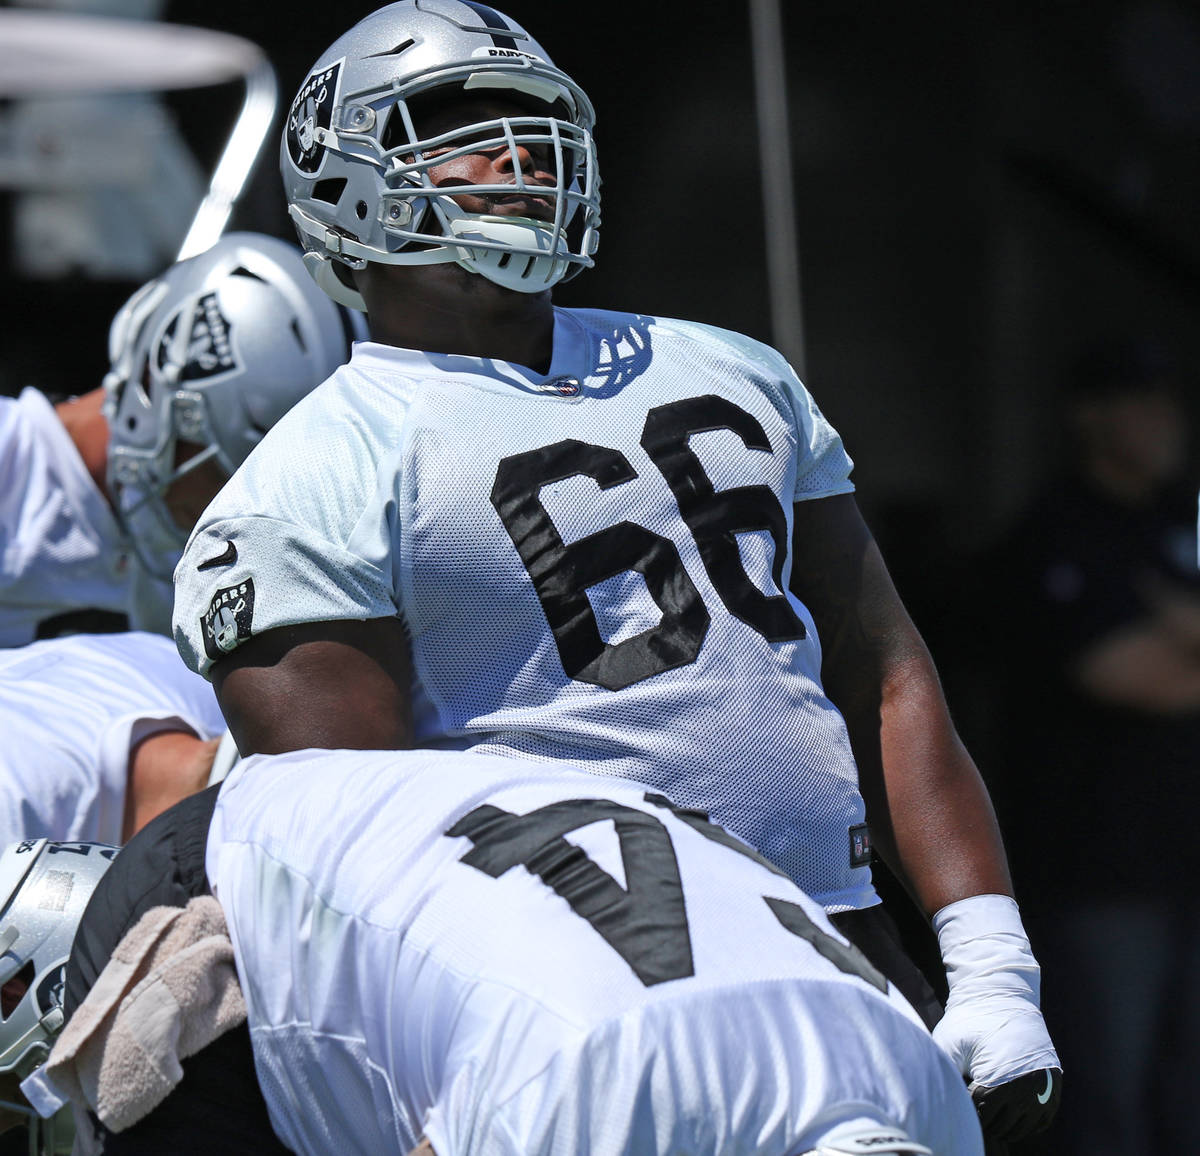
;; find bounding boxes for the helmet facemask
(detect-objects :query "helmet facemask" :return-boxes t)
[0,841,117,1156]
[376,74,599,292]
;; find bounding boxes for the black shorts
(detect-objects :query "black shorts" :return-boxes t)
[830,903,945,1030]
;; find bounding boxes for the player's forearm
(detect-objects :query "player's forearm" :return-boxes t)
[790,493,1013,914]
[861,656,1013,917]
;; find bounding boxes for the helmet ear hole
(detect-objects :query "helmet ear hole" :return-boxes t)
[313,178,347,206]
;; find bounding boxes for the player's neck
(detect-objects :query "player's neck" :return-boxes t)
[359,264,556,373]
[55,388,112,503]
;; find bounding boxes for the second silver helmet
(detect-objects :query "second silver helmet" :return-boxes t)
[103,231,366,580]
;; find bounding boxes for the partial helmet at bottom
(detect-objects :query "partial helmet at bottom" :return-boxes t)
[0,840,117,1155]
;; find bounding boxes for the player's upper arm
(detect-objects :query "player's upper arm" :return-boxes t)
[788,492,929,705]
[211,617,414,756]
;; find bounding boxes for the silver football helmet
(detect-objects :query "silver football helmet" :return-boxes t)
[281,0,601,308]
[0,840,117,1155]
[104,231,366,580]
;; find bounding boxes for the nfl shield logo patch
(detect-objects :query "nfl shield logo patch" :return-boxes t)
[848,823,872,868]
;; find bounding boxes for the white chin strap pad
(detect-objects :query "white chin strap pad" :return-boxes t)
[303,250,368,313]
[448,215,571,293]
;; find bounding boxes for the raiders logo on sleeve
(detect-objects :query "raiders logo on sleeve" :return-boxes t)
[201,579,256,660]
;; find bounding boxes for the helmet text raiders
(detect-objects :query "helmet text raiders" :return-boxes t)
[103,232,366,580]
[281,0,601,307]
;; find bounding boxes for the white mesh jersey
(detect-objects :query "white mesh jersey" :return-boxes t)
[207,747,983,1156]
[176,308,870,909]
[0,630,225,845]
[0,388,174,645]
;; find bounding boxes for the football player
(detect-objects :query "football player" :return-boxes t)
[0,631,226,847]
[0,839,116,1156]
[171,1,1059,1141]
[0,231,364,647]
[33,747,985,1155]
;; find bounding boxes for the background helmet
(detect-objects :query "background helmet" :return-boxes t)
[281,0,601,308]
[0,840,117,1155]
[103,231,366,580]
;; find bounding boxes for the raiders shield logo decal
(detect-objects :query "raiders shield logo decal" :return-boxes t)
[286,59,343,175]
[159,292,239,383]
[201,579,256,660]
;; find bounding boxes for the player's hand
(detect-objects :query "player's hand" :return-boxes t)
[932,989,1061,1140]
[931,894,1062,1143]
[971,1066,1062,1143]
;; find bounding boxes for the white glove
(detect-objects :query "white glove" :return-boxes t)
[931,893,1061,1141]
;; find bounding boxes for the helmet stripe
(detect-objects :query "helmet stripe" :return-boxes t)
[460,1,519,50]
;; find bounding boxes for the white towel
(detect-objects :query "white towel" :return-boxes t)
[21,895,246,1133]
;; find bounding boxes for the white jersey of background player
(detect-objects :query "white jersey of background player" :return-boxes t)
[0,631,224,846]
[206,746,984,1156]
[0,385,138,644]
[0,232,362,647]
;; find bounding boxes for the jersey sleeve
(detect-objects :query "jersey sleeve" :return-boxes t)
[171,388,403,677]
[680,322,855,503]
[785,381,854,502]
[173,514,396,677]
[766,358,855,503]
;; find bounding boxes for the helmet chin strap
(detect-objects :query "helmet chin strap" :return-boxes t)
[301,250,369,313]
[291,193,572,310]
[438,200,571,293]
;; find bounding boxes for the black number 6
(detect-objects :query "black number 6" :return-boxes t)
[491,396,805,691]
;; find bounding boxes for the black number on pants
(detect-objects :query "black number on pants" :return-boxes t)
[490,395,805,691]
